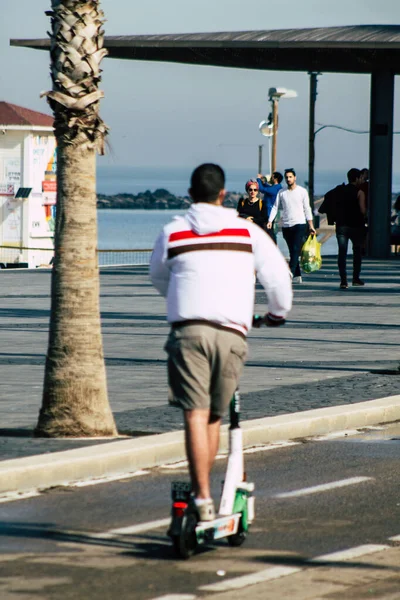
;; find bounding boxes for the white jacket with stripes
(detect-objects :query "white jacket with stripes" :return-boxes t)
[150,203,292,336]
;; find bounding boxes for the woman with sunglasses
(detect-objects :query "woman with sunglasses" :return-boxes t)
[237,180,268,230]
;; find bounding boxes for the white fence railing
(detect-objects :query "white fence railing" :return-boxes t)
[0,246,153,269]
[97,249,152,267]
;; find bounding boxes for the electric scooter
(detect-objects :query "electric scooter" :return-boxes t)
[168,388,255,559]
[168,313,285,559]
[168,314,283,558]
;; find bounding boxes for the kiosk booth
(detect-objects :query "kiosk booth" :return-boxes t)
[0,101,56,268]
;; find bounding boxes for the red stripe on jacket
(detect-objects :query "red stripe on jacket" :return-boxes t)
[169,228,251,242]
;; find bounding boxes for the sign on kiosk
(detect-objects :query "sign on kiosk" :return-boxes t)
[42,181,57,193]
[42,180,57,205]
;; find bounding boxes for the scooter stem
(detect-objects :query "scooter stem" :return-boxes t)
[219,390,244,515]
[230,388,241,429]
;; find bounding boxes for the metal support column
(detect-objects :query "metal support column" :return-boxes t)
[271,99,278,174]
[308,72,320,214]
[258,144,263,175]
[369,71,394,258]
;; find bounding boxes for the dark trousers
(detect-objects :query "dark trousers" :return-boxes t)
[282,224,306,277]
[336,225,365,282]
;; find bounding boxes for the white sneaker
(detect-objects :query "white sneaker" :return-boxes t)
[194,498,215,522]
[292,276,302,284]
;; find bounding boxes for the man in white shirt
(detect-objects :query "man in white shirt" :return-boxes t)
[150,163,292,522]
[267,168,316,283]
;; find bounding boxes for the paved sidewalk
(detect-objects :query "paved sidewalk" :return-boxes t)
[0,256,399,463]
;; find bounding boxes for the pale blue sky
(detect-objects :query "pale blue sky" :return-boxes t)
[1,0,400,176]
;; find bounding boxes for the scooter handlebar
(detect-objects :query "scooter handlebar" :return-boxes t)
[252,313,286,328]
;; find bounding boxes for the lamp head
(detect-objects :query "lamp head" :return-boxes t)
[268,87,298,101]
[259,120,273,137]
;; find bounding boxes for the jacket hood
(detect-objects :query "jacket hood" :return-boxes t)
[185,203,239,235]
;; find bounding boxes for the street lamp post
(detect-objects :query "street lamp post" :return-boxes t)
[259,87,298,175]
[258,120,273,175]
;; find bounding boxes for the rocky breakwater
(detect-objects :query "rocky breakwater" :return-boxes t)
[97,189,242,210]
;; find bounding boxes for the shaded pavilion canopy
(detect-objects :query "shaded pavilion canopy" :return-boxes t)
[10,24,400,258]
[10,25,400,74]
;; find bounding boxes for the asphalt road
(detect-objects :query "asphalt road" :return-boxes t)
[1,424,399,599]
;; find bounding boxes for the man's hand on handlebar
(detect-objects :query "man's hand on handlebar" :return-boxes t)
[252,313,286,328]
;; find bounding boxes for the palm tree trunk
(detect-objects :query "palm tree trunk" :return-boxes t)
[36,0,117,436]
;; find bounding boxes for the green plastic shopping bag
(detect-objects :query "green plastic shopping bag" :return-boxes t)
[300,234,322,273]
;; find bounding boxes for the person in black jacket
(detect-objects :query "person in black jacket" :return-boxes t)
[318,183,345,225]
[237,180,268,231]
[333,169,367,289]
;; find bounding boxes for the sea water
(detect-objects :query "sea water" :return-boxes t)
[97,209,185,250]
[96,165,343,196]
[97,208,338,256]
[97,164,400,197]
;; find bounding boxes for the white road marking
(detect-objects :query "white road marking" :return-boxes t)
[103,518,171,537]
[152,594,197,600]
[311,544,390,563]
[0,470,150,503]
[54,435,130,440]
[389,534,400,542]
[311,426,386,441]
[161,461,188,469]
[243,441,300,454]
[309,430,360,441]
[71,470,149,487]
[198,542,393,594]
[0,490,40,503]
[274,476,373,498]
[199,566,301,592]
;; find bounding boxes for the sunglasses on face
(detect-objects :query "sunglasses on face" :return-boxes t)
[248,188,258,192]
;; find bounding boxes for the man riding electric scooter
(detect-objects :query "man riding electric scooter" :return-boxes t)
[150,163,292,549]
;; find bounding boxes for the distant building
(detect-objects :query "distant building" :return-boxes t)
[0,101,56,268]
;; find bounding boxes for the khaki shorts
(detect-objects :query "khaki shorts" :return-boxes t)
[164,322,248,417]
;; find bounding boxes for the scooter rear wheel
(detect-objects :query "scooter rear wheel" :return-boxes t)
[174,510,198,559]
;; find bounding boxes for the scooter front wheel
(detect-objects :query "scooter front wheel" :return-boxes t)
[227,517,247,547]
[174,510,198,559]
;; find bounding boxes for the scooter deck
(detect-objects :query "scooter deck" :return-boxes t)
[196,512,241,543]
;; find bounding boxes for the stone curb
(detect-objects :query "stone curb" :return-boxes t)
[2,395,400,495]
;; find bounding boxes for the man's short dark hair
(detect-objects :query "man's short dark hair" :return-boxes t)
[347,168,361,183]
[190,163,225,203]
[284,168,296,177]
[273,171,283,184]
